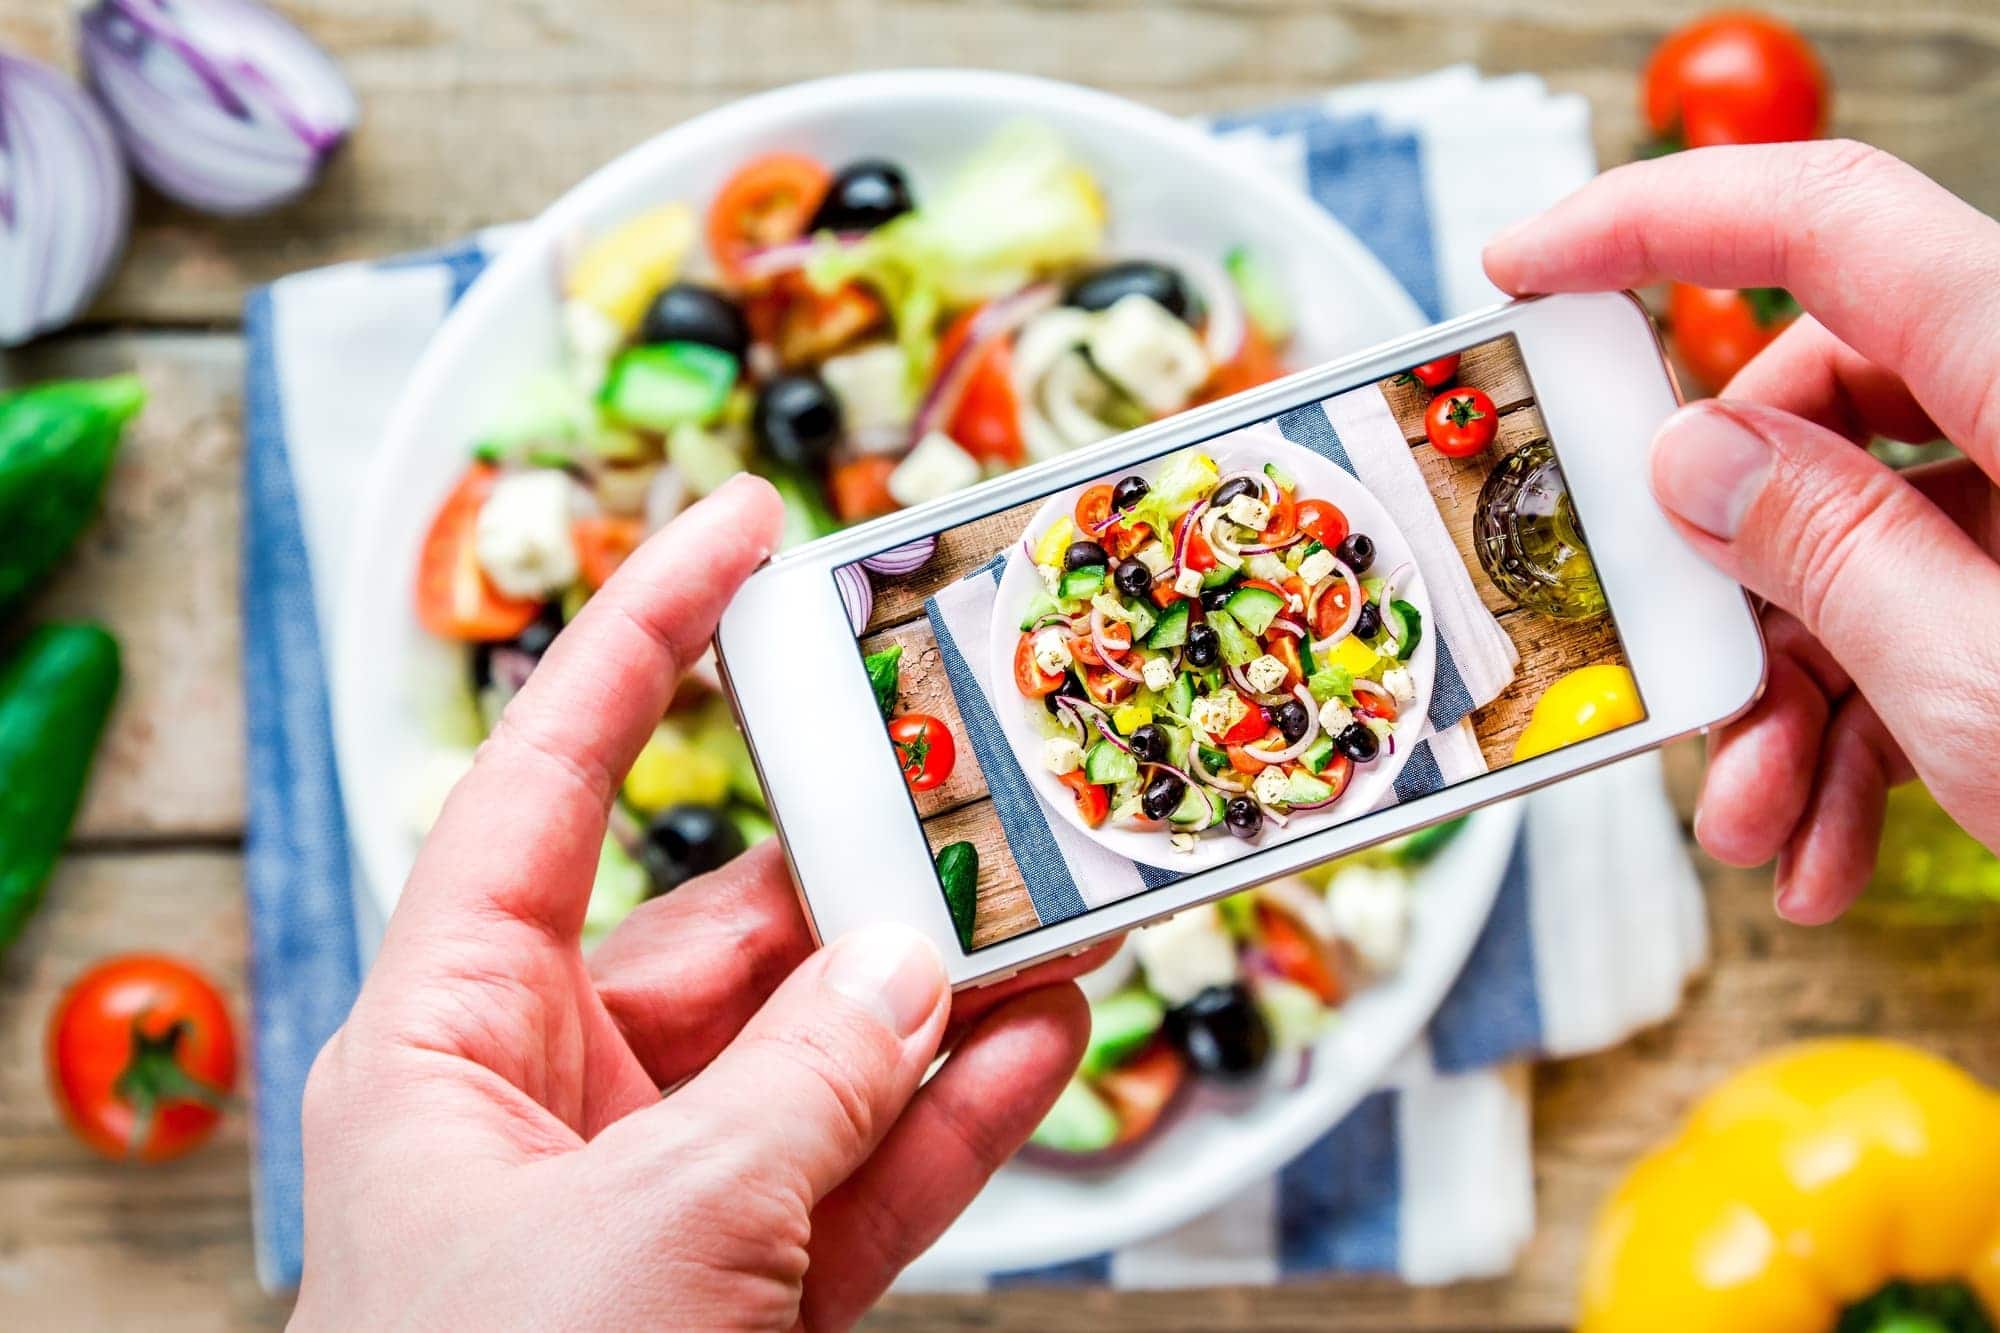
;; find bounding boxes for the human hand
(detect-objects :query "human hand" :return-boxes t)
[292,475,1105,1331]
[1485,141,2000,924]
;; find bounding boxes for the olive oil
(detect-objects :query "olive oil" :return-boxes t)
[1473,439,1608,620]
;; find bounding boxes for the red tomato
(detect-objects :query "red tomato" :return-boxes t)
[1226,744,1269,776]
[48,955,237,1162]
[1097,1044,1187,1145]
[1058,768,1110,828]
[1151,574,1187,609]
[1013,635,1064,697]
[1395,354,1460,390]
[1310,574,1356,640]
[1259,488,1298,545]
[1105,519,1152,561]
[1071,621,1131,669]
[938,308,1026,465]
[1268,634,1306,688]
[1668,282,1800,394]
[416,465,544,642]
[1182,527,1218,574]
[1315,752,1354,801]
[1295,499,1349,550]
[1219,697,1268,746]
[573,514,643,591]
[829,456,900,523]
[1082,664,1137,705]
[1201,325,1286,402]
[775,280,883,365]
[1643,12,1829,150]
[1425,388,1499,458]
[1073,484,1115,534]
[1257,902,1346,1006]
[1355,689,1399,723]
[706,153,830,282]
[889,713,956,791]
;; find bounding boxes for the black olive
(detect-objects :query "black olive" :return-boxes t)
[1128,724,1168,764]
[1065,260,1195,322]
[471,602,564,696]
[1165,983,1271,1081]
[1111,474,1150,511]
[1223,796,1263,840]
[808,158,915,233]
[639,804,747,896]
[1336,533,1376,573]
[1212,476,1257,509]
[1141,772,1186,821]
[1064,539,1111,572]
[753,373,843,469]
[1336,722,1380,763]
[1199,583,1236,613]
[1184,622,1221,668]
[1043,672,1087,717]
[638,282,749,359]
[1273,699,1311,743]
[1114,560,1153,599]
[1354,601,1382,640]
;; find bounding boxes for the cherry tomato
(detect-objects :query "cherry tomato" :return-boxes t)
[1310,574,1356,640]
[1668,282,1800,394]
[1070,621,1130,669]
[889,713,956,792]
[49,955,237,1162]
[1424,388,1499,458]
[1182,527,1218,574]
[1355,689,1399,723]
[1226,744,1269,776]
[1394,354,1460,390]
[1082,664,1137,705]
[706,153,830,282]
[1316,752,1354,801]
[1259,488,1298,545]
[1268,634,1306,688]
[415,465,544,643]
[1151,574,1188,609]
[1643,12,1828,150]
[938,307,1026,465]
[1073,483,1115,535]
[1058,768,1110,828]
[1013,635,1065,697]
[829,456,900,523]
[1256,902,1345,1006]
[1201,325,1286,403]
[1295,499,1349,550]
[1105,519,1152,561]
[754,276,883,365]
[1219,697,1269,746]
[573,514,643,591]
[1097,1043,1186,1145]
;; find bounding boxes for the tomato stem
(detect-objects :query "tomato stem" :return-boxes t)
[113,1016,232,1158]
[1835,1279,1995,1333]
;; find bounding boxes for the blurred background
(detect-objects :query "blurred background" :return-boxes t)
[2,1,1998,1329]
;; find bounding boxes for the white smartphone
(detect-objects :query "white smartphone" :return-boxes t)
[715,292,1765,989]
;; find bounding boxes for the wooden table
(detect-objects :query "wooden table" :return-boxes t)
[1,2,1996,1327]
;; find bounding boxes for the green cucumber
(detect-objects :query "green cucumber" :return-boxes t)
[1059,566,1106,600]
[1301,735,1337,774]
[1196,742,1231,774]
[1283,769,1336,806]
[1018,591,1060,632]
[1082,989,1166,1076]
[935,841,980,951]
[601,342,738,430]
[1207,609,1259,667]
[1224,585,1285,636]
[1084,738,1138,785]
[1165,672,1196,720]
[1167,783,1213,828]
[0,376,143,617]
[1388,816,1469,866]
[1147,600,1190,650]
[1386,599,1423,659]
[1262,460,1296,494]
[1124,599,1158,643]
[1030,1078,1121,1154]
[1201,566,1237,590]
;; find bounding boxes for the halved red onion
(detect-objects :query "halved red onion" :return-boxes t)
[1090,607,1145,683]
[834,563,872,633]
[1307,559,1362,651]
[861,535,938,576]
[909,282,1058,444]
[1245,684,1321,765]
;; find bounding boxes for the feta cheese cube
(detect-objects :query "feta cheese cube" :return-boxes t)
[1039,562,1062,593]
[1141,655,1176,692]
[819,344,912,447]
[1246,552,1290,585]
[1086,294,1211,415]
[1173,566,1205,598]
[1318,698,1355,734]
[1382,665,1417,703]
[1252,765,1291,807]
[888,431,982,507]
[1134,903,1239,1006]
[1297,549,1336,588]
[1327,866,1410,974]
[1031,628,1074,677]
[1245,654,1288,695]
[1042,735,1084,776]
[474,469,579,599]
[1225,493,1271,530]
[1131,541,1172,577]
[1190,689,1249,741]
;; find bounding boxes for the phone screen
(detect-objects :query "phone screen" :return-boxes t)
[837,333,1646,951]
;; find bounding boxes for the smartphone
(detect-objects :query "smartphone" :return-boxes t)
[715,292,1765,988]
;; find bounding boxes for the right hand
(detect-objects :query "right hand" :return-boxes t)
[1484,141,2000,924]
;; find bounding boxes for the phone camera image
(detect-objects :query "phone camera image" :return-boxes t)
[839,333,1645,952]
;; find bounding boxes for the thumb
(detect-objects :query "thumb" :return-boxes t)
[1649,399,2000,824]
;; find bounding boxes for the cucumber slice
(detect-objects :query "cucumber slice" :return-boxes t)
[1388,815,1468,866]
[1262,460,1296,493]
[1018,591,1060,632]
[1085,738,1138,785]
[1196,742,1231,774]
[1283,769,1336,806]
[1147,600,1190,650]
[1167,782,1212,827]
[1301,735,1336,774]
[1224,585,1285,636]
[1165,671,1196,719]
[1030,1079,1121,1154]
[1201,566,1237,590]
[1082,989,1167,1076]
[1124,599,1158,643]
[1207,608,1259,667]
[601,342,738,430]
[1060,566,1106,600]
[1386,599,1423,659]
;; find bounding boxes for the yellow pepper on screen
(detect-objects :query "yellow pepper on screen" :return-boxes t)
[1513,664,1642,761]
[1579,1040,2000,1333]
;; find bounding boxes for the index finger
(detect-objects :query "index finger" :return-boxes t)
[1483,141,2000,470]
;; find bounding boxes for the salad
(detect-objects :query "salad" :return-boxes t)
[1012,449,1426,852]
[1032,820,1464,1156]
[407,122,1293,926]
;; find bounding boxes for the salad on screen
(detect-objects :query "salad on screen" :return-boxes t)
[1014,449,1424,851]
[405,122,1295,926]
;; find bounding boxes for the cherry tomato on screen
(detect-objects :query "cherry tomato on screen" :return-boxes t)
[1643,12,1829,150]
[1425,389,1499,458]
[1310,569,1356,639]
[1058,768,1110,828]
[1013,635,1064,698]
[889,713,956,791]
[1394,354,1460,390]
[1295,499,1349,551]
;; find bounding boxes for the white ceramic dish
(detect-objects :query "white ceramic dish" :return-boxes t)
[989,426,1433,871]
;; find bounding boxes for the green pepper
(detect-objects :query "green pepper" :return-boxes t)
[0,376,145,617]
[934,841,979,952]
[0,624,122,948]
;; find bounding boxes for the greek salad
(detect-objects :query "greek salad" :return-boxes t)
[1033,820,1463,1156]
[1013,449,1425,852]
[407,123,1292,926]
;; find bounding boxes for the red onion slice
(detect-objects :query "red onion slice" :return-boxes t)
[1199,508,1245,571]
[834,563,872,633]
[1238,531,1306,556]
[860,535,938,576]
[735,230,867,282]
[1227,662,1290,708]
[1267,616,1305,639]
[1190,746,1249,793]
[1307,559,1362,652]
[909,282,1059,445]
[1244,684,1320,765]
[1171,496,1210,575]
[1374,560,1414,653]
[1350,679,1396,726]
[1090,607,1145,683]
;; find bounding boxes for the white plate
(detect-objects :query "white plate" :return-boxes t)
[989,426,1434,871]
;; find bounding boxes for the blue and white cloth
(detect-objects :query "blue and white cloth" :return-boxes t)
[240,67,1702,1293]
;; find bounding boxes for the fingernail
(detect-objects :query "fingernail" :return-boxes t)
[824,924,945,1038]
[1651,403,1772,540]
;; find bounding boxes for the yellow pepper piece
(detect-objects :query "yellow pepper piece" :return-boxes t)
[1512,663,1642,761]
[622,723,731,814]
[1034,516,1077,569]
[1323,634,1379,679]
[566,203,696,335]
[1112,702,1153,735]
[1580,1040,2000,1333]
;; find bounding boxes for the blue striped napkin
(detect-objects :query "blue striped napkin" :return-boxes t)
[240,68,1702,1293]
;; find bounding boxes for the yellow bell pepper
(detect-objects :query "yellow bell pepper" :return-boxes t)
[1580,1040,2000,1333]
[1034,516,1078,569]
[1324,634,1380,679]
[1112,702,1153,735]
[565,203,696,335]
[1513,663,1642,761]
[622,723,731,813]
